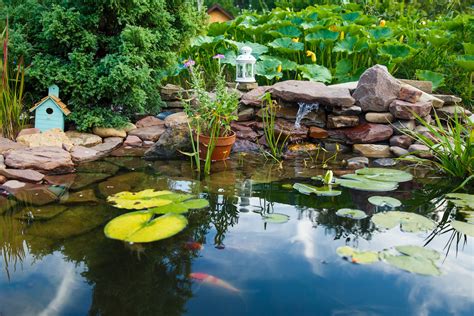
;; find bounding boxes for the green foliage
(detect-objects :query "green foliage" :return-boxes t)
[68,107,130,132]
[3,0,203,122]
[261,92,289,163]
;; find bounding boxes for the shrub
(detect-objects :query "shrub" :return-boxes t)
[68,107,130,132]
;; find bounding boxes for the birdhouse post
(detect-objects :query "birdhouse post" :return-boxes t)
[30,85,71,132]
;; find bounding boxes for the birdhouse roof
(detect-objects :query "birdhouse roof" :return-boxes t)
[30,95,71,116]
[207,4,234,20]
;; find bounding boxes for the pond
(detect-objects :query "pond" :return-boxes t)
[0,155,473,316]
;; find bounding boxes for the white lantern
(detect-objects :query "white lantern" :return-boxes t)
[235,46,256,83]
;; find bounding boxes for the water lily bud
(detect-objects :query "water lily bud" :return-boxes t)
[277,65,282,73]
[340,31,345,40]
[291,38,299,43]
[380,20,386,27]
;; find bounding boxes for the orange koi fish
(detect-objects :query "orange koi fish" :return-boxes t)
[189,272,240,293]
[184,241,204,251]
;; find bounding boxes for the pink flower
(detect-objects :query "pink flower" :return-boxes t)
[183,59,195,68]
[213,54,225,59]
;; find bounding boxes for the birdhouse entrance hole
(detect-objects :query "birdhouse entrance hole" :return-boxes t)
[46,107,54,114]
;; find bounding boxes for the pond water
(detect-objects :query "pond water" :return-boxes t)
[0,155,473,316]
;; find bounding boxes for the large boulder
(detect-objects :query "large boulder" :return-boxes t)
[89,137,123,158]
[135,116,165,128]
[164,112,189,127]
[345,123,393,143]
[0,168,45,183]
[16,128,73,148]
[92,127,127,138]
[65,131,102,147]
[269,80,355,107]
[4,147,75,174]
[352,65,401,112]
[240,86,270,106]
[144,125,192,160]
[0,137,25,154]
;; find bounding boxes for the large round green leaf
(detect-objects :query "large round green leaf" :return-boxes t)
[415,70,445,90]
[263,213,289,223]
[256,58,281,80]
[305,29,339,43]
[336,208,367,219]
[293,183,318,195]
[104,212,188,243]
[372,211,436,232]
[107,190,174,209]
[395,245,440,260]
[378,44,411,60]
[369,27,393,41]
[335,176,398,192]
[297,64,332,83]
[445,193,474,209]
[259,55,298,71]
[269,37,304,53]
[455,55,474,71]
[451,220,474,237]
[336,246,379,264]
[333,35,357,54]
[150,198,209,214]
[355,168,413,182]
[368,196,402,208]
[383,254,441,276]
[269,26,302,38]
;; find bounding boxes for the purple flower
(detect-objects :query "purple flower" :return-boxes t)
[183,59,195,68]
[213,54,225,59]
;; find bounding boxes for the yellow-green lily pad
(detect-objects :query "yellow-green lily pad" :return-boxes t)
[336,246,379,264]
[372,211,436,233]
[445,193,474,209]
[336,246,355,257]
[395,245,440,260]
[263,213,290,223]
[150,198,209,214]
[336,175,398,192]
[368,196,402,208]
[107,190,174,209]
[104,211,188,243]
[384,254,441,276]
[293,183,318,194]
[451,220,474,237]
[356,168,413,182]
[336,208,368,219]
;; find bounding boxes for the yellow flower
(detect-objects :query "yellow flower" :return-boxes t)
[340,31,345,40]
[399,35,404,43]
[291,38,299,43]
[277,64,282,73]
[379,20,386,27]
[306,50,316,63]
[329,25,338,32]
[306,50,313,57]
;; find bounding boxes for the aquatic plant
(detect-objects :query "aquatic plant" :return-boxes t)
[260,92,289,163]
[372,211,436,233]
[335,208,368,220]
[368,196,402,208]
[335,168,412,192]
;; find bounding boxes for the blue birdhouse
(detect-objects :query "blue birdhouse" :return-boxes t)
[30,85,71,132]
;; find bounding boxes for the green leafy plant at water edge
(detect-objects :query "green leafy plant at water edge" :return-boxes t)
[68,106,130,131]
[0,23,26,140]
[261,92,289,163]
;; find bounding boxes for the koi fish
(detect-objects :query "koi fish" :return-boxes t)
[189,272,240,293]
[184,241,203,251]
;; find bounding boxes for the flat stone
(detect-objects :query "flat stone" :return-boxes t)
[75,160,120,174]
[353,65,401,112]
[398,83,444,109]
[135,116,165,128]
[236,82,258,91]
[269,80,355,107]
[408,144,433,158]
[16,128,73,148]
[110,146,148,157]
[2,180,26,190]
[0,168,44,183]
[17,128,41,138]
[373,158,397,167]
[4,147,75,174]
[44,174,77,187]
[389,99,432,120]
[392,120,416,135]
[399,79,432,93]
[257,106,326,127]
[127,125,165,142]
[273,119,308,141]
[346,156,369,169]
[123,123,137,132]
[0,137,25,154]
[60,189,98,204]
[365,112,394,123]
[326,129,348,143]
[234,127,259,142]
[353,144,392,158]
[328,81,358,91]
[432,94,462,105]
[70,146,99,163]
[327,115,359,128]
[390,146,409,157]
[285,143,318,156]
[89,137,123,157]
[14,204,68,221]
[240,86,270,106]
[0,155,4,169]
[398,85,422,103]
[144,124,191,160]
[123,135,143,147]
[324,142,351,153]
[345,123,393,143]
[437,105,472,119]
[330,105,362,116]
[164,112,189,127]
[309,127,328,139]
[65,131,102,147]
[238,107,255,121]
[231,139,260,153]
[161,83,185,101]
[70,172,111,190]
[389,135,413,149]
[7,183,59,206]
[92,127,127,138]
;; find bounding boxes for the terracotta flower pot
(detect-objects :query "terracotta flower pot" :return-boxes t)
[197,131,236,161]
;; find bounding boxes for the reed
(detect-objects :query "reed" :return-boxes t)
[261,92,289,163]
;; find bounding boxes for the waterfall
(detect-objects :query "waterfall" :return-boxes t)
[294,102,319,128]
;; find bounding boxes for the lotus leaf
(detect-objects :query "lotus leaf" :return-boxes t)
[263,213,290,224]
[395,245,440,260]
[305,29,339,43]
[315,188,342,196]
[342,12,360,21]
[368,196,402,208]
[107,190,174,209]
[104,212,188,243]
[445,193,474,209]
[159,193,195,202]
[355,168,413,182]
[378,44,411,61]
[259,55,298,71]
[256,59,281,80]
[226,40,269,57]
[372,211,436,232]
[336,208,368,220]
[297,64,332,83]
[333,35,357,53]
[369,27,393,41]
[269,26,302,38]
[451,220,474,237]
[268,37,304,53]
[384,254,441,276]
[415,70,445,90]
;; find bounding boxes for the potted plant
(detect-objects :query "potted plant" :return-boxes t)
[183,56,239,174]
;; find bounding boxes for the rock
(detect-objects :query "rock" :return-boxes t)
[238,107,255,121]
[110,146,148,157]
[346,156,369,169]
[389,99,432,120]
[70,146,99,163]
[330,105,362,116]
[89,137,123,157]
[257,106,326,127]
[389,135,413,149]
[60,189,98,204]
[4,147,75,174]
[432,94,462,105]
[273,119,308,141]
[398,85,422,103]
[76,160,120,175]
[70,172,111,190]
[285,143,318,156]
[92,127,127,138]
[231,139,260,153]
[161,83,184,101]
[373,158,397,167]
[390,146,409,157]
[232,124,259,141]
[392,120,416,135]
[124,135,143,147]
[240,86,270,106]
[0,175,7,185]
[408,144,433,158]
[365,112,394,123]
[44,174,77,187]
[65,131,102,147]
[269,80,355,106]
[353,65,401,112]
[3,182,59,206]
[135,116,165,128]
[128,125,165,142]
[0,168,45,182]
[14,204,68,221]
[16,128,73,148]
[345,123,393,143]
[327,115,359,128]
[123,123,137,132]
[353,144,392,158]
[328,81,358,91]
[236,82,258,91]
[326,129,348,143]
[437,105,472,119]
[309,127,328,139]
[164,112,189,127]
[411,86,444,109]
[0,155,4,169]
[144,124,191,160]
[399,79,432,93]
[324,142,351,153]
[2,180,26,190]
[0,137,25,154]
[17,128,41,138]
[62,142,74,152]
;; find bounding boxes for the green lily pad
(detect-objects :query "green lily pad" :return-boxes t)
[315,188,342,196]
[395,245,440,261]
[336,208,368,220]
[104,212,188,243]
[368,196,402,208]
[14,205,68,221]
[445,193,474,209]
[107,190,174,209]
[336,246,379,264]
[451,220,474,237]
[158,193,195,202]
[150,199,209,214]
[335,177,398,192]
[355,168,413,182]
[336,246,355,257]
[282,184,294,189]
[263,213,289,224]
[372,211,436,232]
[293,183,318,194]
[384,254,441,276]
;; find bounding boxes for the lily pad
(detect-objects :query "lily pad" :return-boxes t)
[451,220,474,237]
[293,183,318,195]
[336,246,379,264]
[395,245,440,261]
[315,188,342,196]
[355,168,413,182]
[263,213,289,224]
[368,196,402,208]
[384,254,441,276]
[336,246,354,257]
[104,212,188,243]
[445,193,474,209]
[150,199,209,214]
[14,205,68,221]
[372,211,436,232]
[282,183,294,189]
[335,177,398,192]
[336,208,368,220]
[107,190,174,209]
